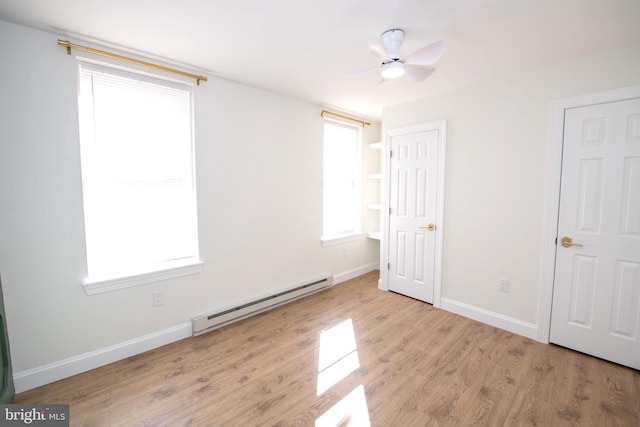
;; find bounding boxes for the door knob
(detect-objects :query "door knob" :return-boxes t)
[560,236,583,248]
[420,223,435,231]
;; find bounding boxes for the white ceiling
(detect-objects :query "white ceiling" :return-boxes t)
[1,0,640,119]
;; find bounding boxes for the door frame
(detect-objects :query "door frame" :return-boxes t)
[538,84,640,343]
[379,121,447,308]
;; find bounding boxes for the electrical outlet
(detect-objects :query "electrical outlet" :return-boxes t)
[498,278,510,293]
[152,290,164,307]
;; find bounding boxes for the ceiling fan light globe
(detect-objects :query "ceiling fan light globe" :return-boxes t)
[381,62,405,79]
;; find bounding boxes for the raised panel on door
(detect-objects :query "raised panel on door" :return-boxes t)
[620,157,640,236]
[609,260,640,340]
[394,231,407,278]
[576,159,604,233]
[568,255,597,328]
[550,98,640,369]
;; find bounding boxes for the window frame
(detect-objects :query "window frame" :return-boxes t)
[75,57,203,294]
[321,118,365,247]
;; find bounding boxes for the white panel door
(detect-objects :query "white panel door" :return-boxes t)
[550,98,640,369]
[388,130,439,303]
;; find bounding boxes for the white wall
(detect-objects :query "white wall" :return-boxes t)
[0,20,380,389]
[383,43,640,333]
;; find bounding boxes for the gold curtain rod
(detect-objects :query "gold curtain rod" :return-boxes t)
[57,39,208,85]
[321,109,371,127]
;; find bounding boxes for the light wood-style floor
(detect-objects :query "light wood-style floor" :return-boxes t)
[15,271,640,426]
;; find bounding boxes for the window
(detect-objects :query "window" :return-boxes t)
[322,119,362,245]
[77,61,201,293]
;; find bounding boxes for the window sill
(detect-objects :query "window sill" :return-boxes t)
[82,259,204,295]
[321,233,366,247]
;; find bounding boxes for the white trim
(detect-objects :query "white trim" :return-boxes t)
[320,233,366,247]
[83,260,204,295]
[441,298,538,340]
[379,121,447,308]
[332,262,380,285]
[433,123,447,308]
[538,84,640,343]
[13,322,192,393]
[379,128,391,292]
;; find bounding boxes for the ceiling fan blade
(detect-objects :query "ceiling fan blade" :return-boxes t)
[345,66,379,77]
[404,64,436,82]
[403,40,445,66]
[368,40,389,61]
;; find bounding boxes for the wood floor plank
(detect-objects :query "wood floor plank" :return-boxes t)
[14,271,640,426]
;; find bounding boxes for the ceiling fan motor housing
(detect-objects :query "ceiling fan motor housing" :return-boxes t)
[381,28,404,60]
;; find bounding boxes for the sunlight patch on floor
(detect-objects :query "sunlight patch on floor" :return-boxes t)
[316,318,360,395]
[315,384,370,427]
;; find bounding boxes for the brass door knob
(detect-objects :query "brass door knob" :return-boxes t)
[560,236,583,248]
[420,223,435,231]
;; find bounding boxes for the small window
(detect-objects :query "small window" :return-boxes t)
[77,61,200,291]
[322,119,362,244]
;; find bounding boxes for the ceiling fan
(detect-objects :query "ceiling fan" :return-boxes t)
[348,29,445,82]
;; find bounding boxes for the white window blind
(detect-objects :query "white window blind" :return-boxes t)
[322,120,361,240]
[77,62,199,285]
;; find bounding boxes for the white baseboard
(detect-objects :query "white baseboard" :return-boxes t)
[440,297,538,341]
[14,322,192,393]
[333,262,379,285]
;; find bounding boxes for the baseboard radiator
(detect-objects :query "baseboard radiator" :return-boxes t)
[191,276,333,336]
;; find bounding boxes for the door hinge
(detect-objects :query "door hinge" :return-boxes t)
[387,262,391,270]
[389,207,392,215]
[389,150,393,158]
[555,237,558,245]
